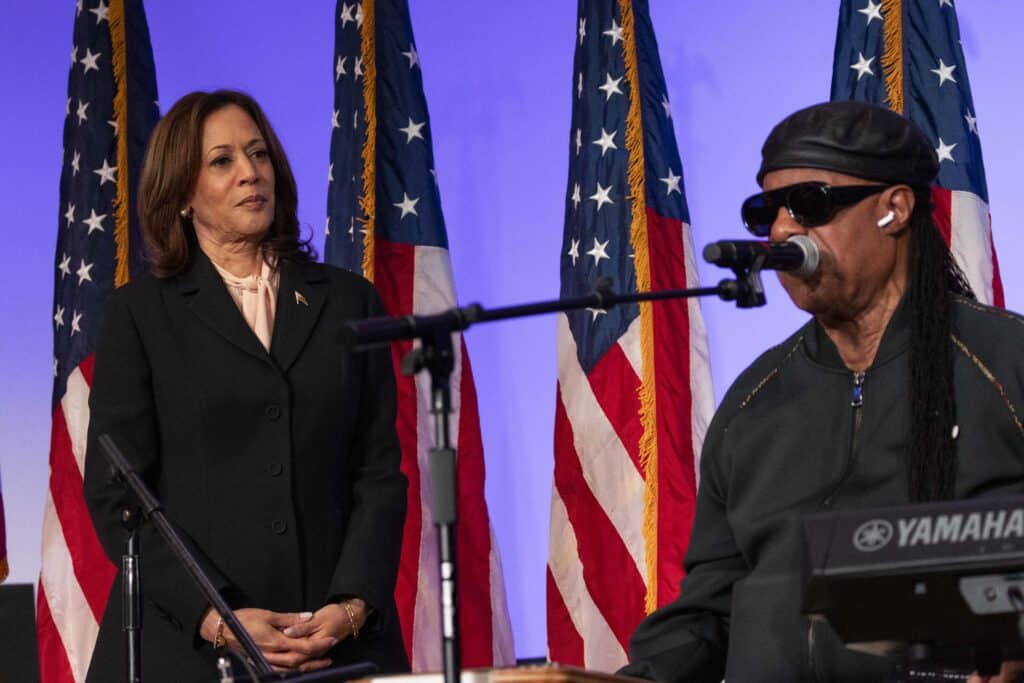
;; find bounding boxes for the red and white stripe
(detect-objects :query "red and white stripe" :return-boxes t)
[37,359,117,682]
[374,242,515,670]
[931,187,1004,307]
[548,216,713,671]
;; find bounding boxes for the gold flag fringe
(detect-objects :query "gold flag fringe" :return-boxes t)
[618,0,660,615]
[881,0,904,114]
[109,0,131,287]
[358,0,378,282]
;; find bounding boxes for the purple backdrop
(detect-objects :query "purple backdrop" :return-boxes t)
[2,0,1021,659]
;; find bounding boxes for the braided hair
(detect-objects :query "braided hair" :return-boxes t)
[905,189,975,502]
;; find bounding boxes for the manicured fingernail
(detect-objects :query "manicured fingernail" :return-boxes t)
[299,612,313,620]
[283,627,298,637]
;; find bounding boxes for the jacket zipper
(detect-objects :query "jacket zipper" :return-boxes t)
[821,371,865,509]
[809,371,866,676]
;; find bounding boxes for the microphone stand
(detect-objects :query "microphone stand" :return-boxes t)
[341,263,769,683]
[98,434,378,683]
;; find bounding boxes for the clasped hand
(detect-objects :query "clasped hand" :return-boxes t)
[200,600,367,673]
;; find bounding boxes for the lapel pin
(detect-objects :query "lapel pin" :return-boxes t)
[295,291,309,306]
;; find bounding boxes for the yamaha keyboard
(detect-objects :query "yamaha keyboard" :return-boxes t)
[802,495,1024,671]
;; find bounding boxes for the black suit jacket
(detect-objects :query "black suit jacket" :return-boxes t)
[83,252,409,681]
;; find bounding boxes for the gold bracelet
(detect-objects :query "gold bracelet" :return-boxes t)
[341,601,359,640]
[213,616,226,649]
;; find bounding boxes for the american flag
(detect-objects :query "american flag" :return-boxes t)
[832,0,1002,306]
[324,0,514,669]
[38,1,158,680]
[547,0,714,671]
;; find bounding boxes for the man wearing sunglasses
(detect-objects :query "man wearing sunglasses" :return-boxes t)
[622,101,1024,682]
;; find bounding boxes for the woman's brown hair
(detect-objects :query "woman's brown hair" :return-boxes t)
[138,90,316,277]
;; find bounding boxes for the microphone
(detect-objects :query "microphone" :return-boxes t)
[702,235,820,278]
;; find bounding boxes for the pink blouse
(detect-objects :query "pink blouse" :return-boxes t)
[212,257,280,351]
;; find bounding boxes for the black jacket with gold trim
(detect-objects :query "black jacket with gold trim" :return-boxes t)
[623,297,1024,682]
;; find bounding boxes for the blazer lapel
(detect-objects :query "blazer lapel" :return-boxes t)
[176,251,270,364]
[270,261,327,372]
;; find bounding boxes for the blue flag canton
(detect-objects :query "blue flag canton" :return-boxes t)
[562,0,688,374]
[325,0,448,275]
[53,0,120,407]
[832,0,988,201]
[633,1,690,227]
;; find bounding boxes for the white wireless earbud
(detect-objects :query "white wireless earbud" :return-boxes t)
[876,211,895,228]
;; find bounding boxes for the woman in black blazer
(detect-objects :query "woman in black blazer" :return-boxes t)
[83,90,409,680]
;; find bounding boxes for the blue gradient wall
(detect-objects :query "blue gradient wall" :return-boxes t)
[2,1,1021,660]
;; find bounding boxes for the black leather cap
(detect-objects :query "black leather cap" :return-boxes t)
[756,101,939,187]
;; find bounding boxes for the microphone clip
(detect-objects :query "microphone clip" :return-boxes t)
[719,258,767,309]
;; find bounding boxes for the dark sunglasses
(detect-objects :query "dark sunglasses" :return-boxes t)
[741,182,892,237]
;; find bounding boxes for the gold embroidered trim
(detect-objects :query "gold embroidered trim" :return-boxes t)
[951,334,1024,439]
[738,337,803,410]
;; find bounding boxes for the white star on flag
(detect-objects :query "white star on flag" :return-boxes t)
[589,183,614,211]
[336,56,347,81]
[394,192,420,219]
[76,259,94,285]
[58,254,72,279]
[340,2,355,27]
[332,109,340,129]
[83,209,107,234]
[54,305,65,329]
[603,19,623,45]
[964,111,978,134]
[598,73,624,101]
[93,159,117,185]
[578,17,586,45]
[355,3,363,27]
[571,183,581,209]
[661,93,672,118]
[930,58,957,86]
[592,128,618,156]
[64,202,76,227]
[938,0,953,7]
[80,48,101,73]
[70,311,84,336]
[568,238,580,266]
[577,72,583,99]
[108,118,118,135]
[70,45,78,65]
[858,0,883,24]
[325,216,330,236]
[585,307,608,322]
[586,237,610,265]
[328,163,334,182]
[401,44,419,69]
[354,56,364,80]
[935,138,957,163]
[399,117,426,143]
[850,52,875,80]
[89,0,109,24]
[76,99,90,124]
[71,150,80,175]
[575,128,582,155]
[660,168,682,196]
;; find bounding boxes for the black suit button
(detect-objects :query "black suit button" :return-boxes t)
[265,404,282,421]
[271,519,287,534]
[268,462,283,476]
